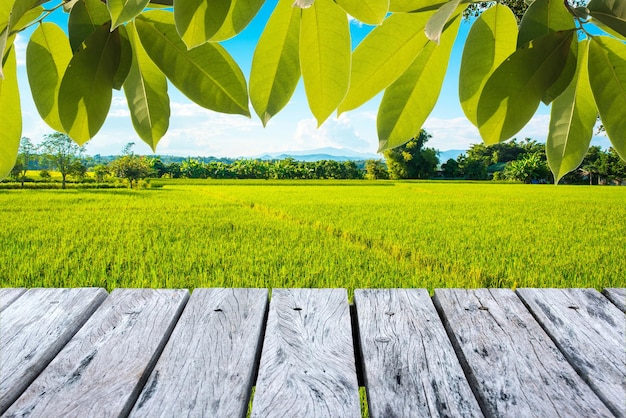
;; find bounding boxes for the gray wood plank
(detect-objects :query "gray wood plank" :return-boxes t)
[130,288,268,418]
[251,288,361,418]
[433,288,613,418]
[354,289,483,418]
[3,289,189,418]
[517,288,626,417]
[0,288,26,313]
[0,287,108,414]
[602,288,626,312]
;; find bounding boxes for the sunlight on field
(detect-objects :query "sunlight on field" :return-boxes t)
[1,181,624,292]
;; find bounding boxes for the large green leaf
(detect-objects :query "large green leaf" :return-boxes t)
[0,0,15,78]
[210,0,266,42]
[389,0,446,12]
[336,0,388,25]
[517,0,577,104]
[477,30,576,145]
[174,0,231,49]
[425,0,462,44]
[378,15,461,151]
[136,11,249,116]
[518,0,576,48]
[10,5,43,33]
[338,10,436,114]
[589,36,626,160]
[300,0,351,126]
[250,0,301,126]
[8,0,42,32]
[124,21,169,151]
[59,23,121,144]
[0,47,21,180]
[108,0,150,30]
[547,40,596,183]
[0,28,8,79]
[459,4,518,127]
[26,22,72,133]
[588,0,626,40]
[68,0,111,52]
[113,25,133,90]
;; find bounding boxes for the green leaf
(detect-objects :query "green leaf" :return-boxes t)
[589,36,626,160]
[136,11,249,116]
[389,0,446,12]
[338,10,436,114]
[174,0,231,49]
[26,22,72,133]
[107,0,150,30]
[518,0,576,48]
[0,27,8,79]
[8,0,43,32]
[68,0,111,52]
[300,0,351,126]
[10,5,43,33]
[378,15,461,151]
[250,0,301,126]
[459,4,518,127]
[124,21,170,151]
[113,25,133,90]
[477,30,576,145]
[588,0,626,40]
[211,0,266,42]
[0,47,21,180]
[336,0,388,25]
[59,23,121,144]
[425,0,462,44]
[547,39,597,183]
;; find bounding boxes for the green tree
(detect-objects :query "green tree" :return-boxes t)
[0,0,624,182]
[40,132,84,189]
[505,153,550,183]
[384,130,439,180]
[109,143,153,188]
[441,158,461,178]
[93,164,110,183]
[15,137,36,188]
[365,159,389,180]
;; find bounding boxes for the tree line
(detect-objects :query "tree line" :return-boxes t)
[8,132,625,188]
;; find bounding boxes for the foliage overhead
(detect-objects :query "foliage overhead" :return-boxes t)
[0,0,625,182]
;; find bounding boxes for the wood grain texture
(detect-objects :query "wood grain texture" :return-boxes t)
[517,288,626,417]
[251,288,361,418]
[602,288,625,312]
[0,287,108,414]
[130,288,268,418]
[354,289,483,418]
[433,288,613,418]
[0,288,26,313]
[4,289,189,418]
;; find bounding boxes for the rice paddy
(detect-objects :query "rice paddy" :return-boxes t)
[1,180,624,292]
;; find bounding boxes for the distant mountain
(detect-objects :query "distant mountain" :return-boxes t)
[254,147,381,162]
[438,149,465,162]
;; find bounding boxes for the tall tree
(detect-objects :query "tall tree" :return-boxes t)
[40,133,84,189]
[15,137,36,188]
[384,130,439,180]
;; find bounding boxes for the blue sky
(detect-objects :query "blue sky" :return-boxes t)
[14,1,610,157]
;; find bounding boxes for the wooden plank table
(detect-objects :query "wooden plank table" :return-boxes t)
[0,287,623,418]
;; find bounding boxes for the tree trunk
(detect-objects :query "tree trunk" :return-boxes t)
[62,173,66,189]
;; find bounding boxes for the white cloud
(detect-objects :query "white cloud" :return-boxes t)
[425,113,554,151]
[14,34,26,67]
[294,114,372,151]
[109,97,130,117]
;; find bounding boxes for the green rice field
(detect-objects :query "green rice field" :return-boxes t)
[1,180,624,292]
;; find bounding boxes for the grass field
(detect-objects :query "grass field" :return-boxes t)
[1,180,624,293]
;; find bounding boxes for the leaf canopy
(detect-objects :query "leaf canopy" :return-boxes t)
[136,10,249,116]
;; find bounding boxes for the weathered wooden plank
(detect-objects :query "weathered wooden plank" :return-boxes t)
[517,288,626,417]
[251,288,361,418]
[0,287,108,414]
[0,288,26,313]
[602,288,626,312]
[130,288,268,418]
[4,289,189,418]
[354,289,483,418]
[433,288,613,418]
